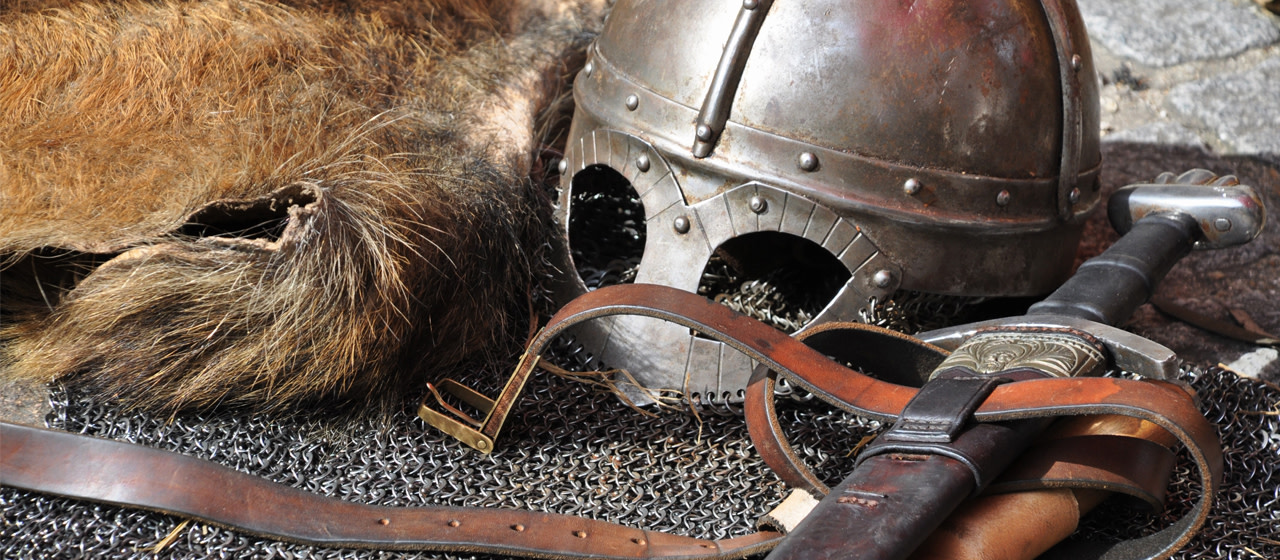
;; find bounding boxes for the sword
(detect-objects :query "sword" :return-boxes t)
[763,169,1265,560]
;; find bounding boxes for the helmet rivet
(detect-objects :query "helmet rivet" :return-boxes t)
[743,0,759,9]
[903,178,922,196]
[583,61,594,77]
[996,190,1011,207]
[1068,187,1081,204]
[557,159,568,174]
[625,94,639,111]
[1214,218,1232,232]
[696,124,714,142]
[873,269,894,289]
[1070,54,1082,71]
[797,152,819,172]
[749,196,767,214]
[673,215,691,234]
[636,154,650,172]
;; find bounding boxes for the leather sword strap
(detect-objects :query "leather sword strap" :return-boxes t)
[1,284,1223,559]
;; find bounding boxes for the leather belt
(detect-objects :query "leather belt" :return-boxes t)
[0,284,1222,559]
[0,423,782,559]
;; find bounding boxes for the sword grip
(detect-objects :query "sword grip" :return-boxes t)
[1027,212,1197,326]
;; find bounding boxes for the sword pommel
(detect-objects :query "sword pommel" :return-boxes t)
[1108,169,1266,250]
[1028,170,1264,326]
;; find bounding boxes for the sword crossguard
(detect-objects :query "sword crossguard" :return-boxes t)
[916,314,1178,380]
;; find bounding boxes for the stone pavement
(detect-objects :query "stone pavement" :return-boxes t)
[1077,0,1280,383]
[1082,0,1280,159]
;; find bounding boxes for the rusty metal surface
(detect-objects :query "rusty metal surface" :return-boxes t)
[553,0,1106,400]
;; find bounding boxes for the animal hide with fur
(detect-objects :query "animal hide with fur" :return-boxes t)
[0,0,603,415]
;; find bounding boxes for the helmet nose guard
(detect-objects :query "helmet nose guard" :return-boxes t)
[550,0,1101,404]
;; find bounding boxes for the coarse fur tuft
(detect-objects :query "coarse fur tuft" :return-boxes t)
[0,0,604,416]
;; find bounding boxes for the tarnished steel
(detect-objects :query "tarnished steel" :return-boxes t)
[691,0,775,158]
[1108,171,1267,250]
[552,0,1103,402]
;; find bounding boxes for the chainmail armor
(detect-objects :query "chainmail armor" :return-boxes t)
[2,360,1276,559]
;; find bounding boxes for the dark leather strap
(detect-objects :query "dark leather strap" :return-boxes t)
[875,375,1008,445]
[1,284,1222,559]
[0,422,783,558]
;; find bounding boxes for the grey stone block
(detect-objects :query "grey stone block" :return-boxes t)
[1168,56,1280,157]
[1103,121,1209,148]
[1079,0,1279,67]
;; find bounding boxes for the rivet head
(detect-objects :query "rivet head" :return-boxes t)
[873,269,893,289]
[1068,187,1081,204]
[1214,218,1232,232]
[749,195,768,214]
[448,520,460,528]
[378,518,390,525]
[574,531,588,538]
[798,152,819,172]
[696,124,714,142]
[512,524,526,532]
[557,159,568,174]
[673,215,691,234]
[903,178,921,196]
[1071,54,1082,71]
[625,94,639,111]
[996,190,1011,207]
[475,440,489,451]
[583,61,594,77]
[743,0,758,9]
[636,154,650,172]
[633,537,647,545]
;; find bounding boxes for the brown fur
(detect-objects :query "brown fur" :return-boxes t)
[0,0,602,415]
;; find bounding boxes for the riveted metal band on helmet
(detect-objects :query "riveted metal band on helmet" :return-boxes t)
[551,0,1102,402]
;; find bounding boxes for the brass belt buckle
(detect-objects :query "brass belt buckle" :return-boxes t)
[418,350,540,453]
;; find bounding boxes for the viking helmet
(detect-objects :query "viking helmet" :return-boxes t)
[551,0,1101,403]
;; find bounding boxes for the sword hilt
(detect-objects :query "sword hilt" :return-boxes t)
[1028,170,1265,326]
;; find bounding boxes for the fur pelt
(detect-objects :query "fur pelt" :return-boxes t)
[0,0,603,415]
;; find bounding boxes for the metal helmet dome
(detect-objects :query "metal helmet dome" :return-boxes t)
[550,0,1101,403]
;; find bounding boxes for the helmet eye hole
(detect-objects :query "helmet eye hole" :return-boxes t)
[567,165,646,290]
[697,232,850,334]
